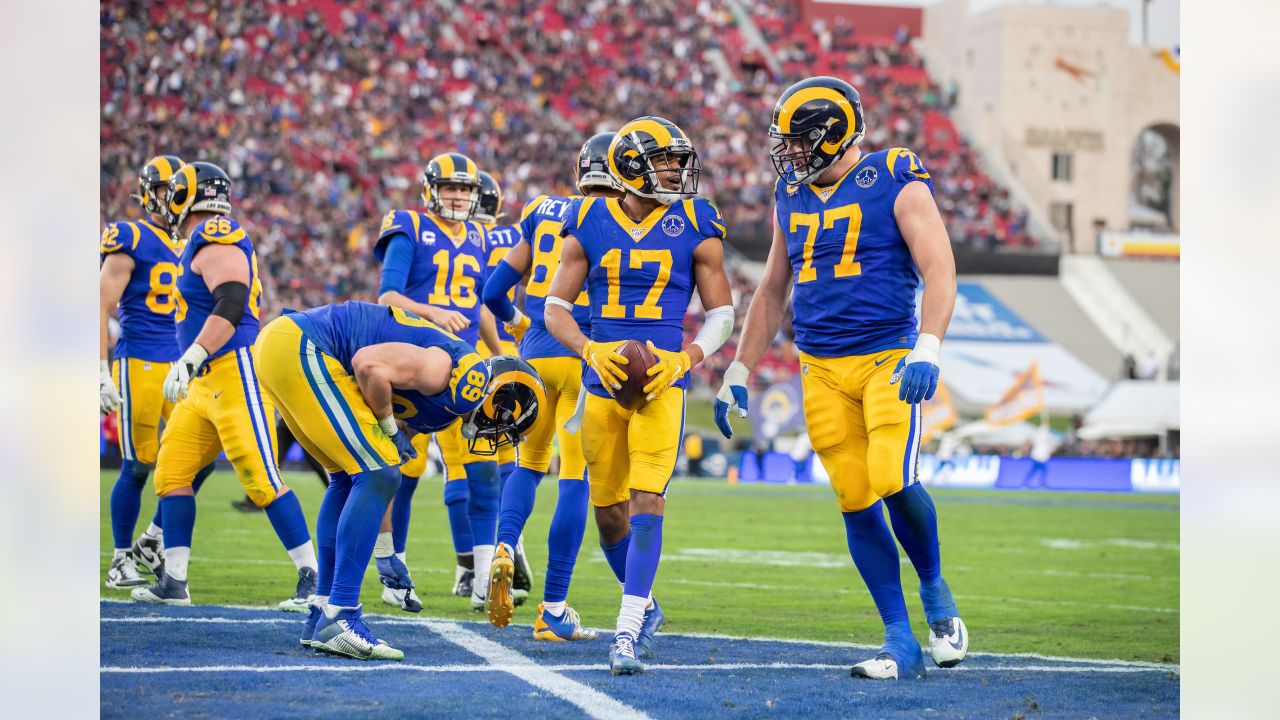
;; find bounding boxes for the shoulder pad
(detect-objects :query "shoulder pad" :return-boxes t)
[100,222,138,255]
[687,198,726,239]
[885,148,932,182]
[378,209,420,241]
[519,195,550,222]
[194,216,247,245]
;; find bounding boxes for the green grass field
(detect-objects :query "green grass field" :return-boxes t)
[100,469,1179,664]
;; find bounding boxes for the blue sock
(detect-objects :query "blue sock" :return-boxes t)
[623,514,663,599]
[843,503,913,651]
[600,531,631,583]
[496,467,543,548]
[465,462,500,548]
[264,490,312,551]
[110,460,151,549]
[545,479,589,603]
[151,463,214,530]
[885,484,957,622]
[391,473,420,554]
[330,466,400,607]
[443,479,474,554]
[315,472,352,597]
[157,495,196,551]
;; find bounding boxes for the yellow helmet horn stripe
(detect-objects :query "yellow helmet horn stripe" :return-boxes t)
[777,86,858,153]
[150,156,174,179]
[171,164,198,216]
[463,155,477,177]
[609,147,645,190]
[480,370,548,423]
[436,154,456,177]
[618,118,674,147]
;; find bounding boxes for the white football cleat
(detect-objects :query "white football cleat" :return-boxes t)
[106,553,148,589]
[851,643,927,680]
[928,617,968,667]
[131,534,165,575]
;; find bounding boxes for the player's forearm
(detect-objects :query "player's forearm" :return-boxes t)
[545,303,588,357]
[479,308,502,355]
[917,263,957,340]
[354,363,395,419]
[734,293,784,370]
[191,316,236,356]
[379,291,432,318]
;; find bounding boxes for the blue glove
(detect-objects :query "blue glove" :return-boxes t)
[713,361,751,439]
[889,334,941,404]
[379,416,419,463]
[375,553,415,590]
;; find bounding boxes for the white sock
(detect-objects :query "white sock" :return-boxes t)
[616,594,648,638]
[164,547,191,582]
[473,544,495,596]
[543,600,567,618]
[395,551,407,564]
[324,602,356,619]
[114,548,130,558]
[373,532,394,559]
[287,541,318,572]
[314,594,329,609]
[144,522,163,539]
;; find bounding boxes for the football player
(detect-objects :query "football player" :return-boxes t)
[374,153,505,611]
[100,155,214,588]
[474,169,534,606]
[545,117,735,674]
[129,162,318,609]
[255,300,543,660]
[714,77,967,679]
[479,132,624,639]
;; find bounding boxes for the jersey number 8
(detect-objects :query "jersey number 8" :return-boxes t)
[458,369,487,402]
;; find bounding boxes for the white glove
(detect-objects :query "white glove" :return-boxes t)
[163,344,209,403]
[100,359,121,415]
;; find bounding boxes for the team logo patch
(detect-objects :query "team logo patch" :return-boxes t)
[661,215,685,237]
[856,166,879,188]
[467,230,482,246]
[421,231,436,245]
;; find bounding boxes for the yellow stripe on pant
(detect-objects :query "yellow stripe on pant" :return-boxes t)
[112,357,176,464]
[580,388,685,507]
[153,346,288,507]
[797,349,921,512]
[519,356,586,479]
[253,316,401,477]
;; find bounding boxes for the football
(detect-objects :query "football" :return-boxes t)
[614,339,657,411]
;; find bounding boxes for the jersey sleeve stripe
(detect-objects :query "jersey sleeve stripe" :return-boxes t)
[683,200,700,233]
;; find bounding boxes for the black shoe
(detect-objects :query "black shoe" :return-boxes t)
[231,496,263,513]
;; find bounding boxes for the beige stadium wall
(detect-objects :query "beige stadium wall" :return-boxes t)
[921,0,1179,253]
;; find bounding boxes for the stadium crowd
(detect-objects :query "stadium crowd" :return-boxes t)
[102,0,1034,320]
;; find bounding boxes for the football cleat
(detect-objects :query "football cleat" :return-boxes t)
[279,567,318,613]
[928,617,968,667]
[130,533,164,575]
[130,574,191,606]
[313,605,403,661]
[301,602,324,647]
[380,586,423,614]
[636,598,666,658]
[609,632,644,675]
[532,603,598,642]
[512,536,532,607]
[106,553,148,589]
[486,543,516,627]
[452,566,474,598]
[850,644,927,681]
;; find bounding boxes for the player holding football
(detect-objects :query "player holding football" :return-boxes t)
[714,77,968,680]
[129,162,318,609]
[254,300,543,659]
[100,155,215,588]
[480,132,624,638]
[545,117,735,674]
[374,153,505,612]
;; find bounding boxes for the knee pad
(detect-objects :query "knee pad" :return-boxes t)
[465,463,500,513]
[443,478,470,506]
[118,460,152,487]
[244,484,280,508]
[363,466,403,501]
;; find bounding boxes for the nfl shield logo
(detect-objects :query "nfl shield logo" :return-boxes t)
[818,187,834,201]
[630,227,644,239]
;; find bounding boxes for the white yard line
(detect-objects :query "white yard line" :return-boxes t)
[422,620,651,720]
[100,601,1180,671]
[99,661,1172,675]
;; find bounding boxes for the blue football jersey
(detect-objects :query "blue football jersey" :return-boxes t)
[284,301,489,434]
[561,196,725,397]
[173,216,264,360]
[775,147,931,357]
[516,194,591,360]
[374,209,488,349]
[101,219,184,362]
[482,221,521,345]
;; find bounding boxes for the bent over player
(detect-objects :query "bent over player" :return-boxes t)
[545,117,735,674]
[255,300,544,660]
[480,131,624,638]
[100,155,214,588]
[130,162,317,609]
[715,77,967,679]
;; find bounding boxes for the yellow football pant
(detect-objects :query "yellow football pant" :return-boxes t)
[518,356,586,479]
[153,347,288,507]
[581,388,684,507]
[798,349,921,512]
[254,316,401,476]
[112,357,176,465]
